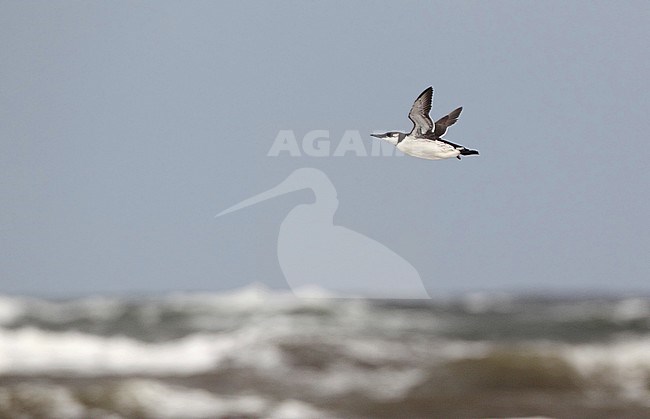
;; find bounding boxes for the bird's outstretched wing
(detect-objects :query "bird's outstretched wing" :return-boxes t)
[433,107,462,137]
[408,87,434,135]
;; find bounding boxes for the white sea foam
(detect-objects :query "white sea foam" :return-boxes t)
[612,298,650,322]
[0,284,345,327]
[109,381,267,418]
[166,282,343,311]
[0,380,334,419]
[0,324,288,376]
[460,291,515,314]
[0,325,469,402]
[560,337,650,401]
[0,295,128,327]
[0,291,369,377]
[0,295,25,324]
[0,327,224,375]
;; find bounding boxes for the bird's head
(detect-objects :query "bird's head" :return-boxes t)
[370,131,403,146]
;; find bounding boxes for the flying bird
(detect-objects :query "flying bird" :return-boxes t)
[371,87,479,160]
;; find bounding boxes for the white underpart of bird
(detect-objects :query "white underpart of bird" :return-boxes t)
[216,168,430,299]
[396,138,461,160]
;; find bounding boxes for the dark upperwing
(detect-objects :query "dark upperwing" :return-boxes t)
[433,107,463,137]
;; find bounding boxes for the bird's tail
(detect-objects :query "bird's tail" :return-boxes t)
[460,147,479,156]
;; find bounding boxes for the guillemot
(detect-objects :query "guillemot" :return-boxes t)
[371,87,479,160]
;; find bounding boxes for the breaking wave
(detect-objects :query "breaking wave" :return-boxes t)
[0,379,330,419]
[1,285,649,417]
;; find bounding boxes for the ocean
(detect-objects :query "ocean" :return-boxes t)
[1,285,649,418]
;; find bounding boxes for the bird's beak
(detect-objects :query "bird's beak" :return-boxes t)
[370,133,382,139]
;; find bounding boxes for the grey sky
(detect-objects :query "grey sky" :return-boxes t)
[1,1,649,296]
